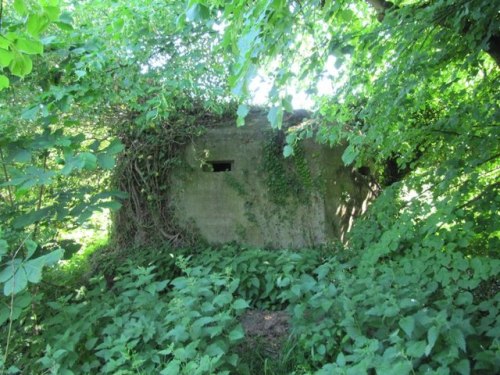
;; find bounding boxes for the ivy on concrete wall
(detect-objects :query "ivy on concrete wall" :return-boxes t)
[261,133,315,206]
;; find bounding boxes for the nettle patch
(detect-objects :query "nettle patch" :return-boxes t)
[4,257,249,374]
[1,245,498,374]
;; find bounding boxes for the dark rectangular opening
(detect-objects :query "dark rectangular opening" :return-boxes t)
[203,160,233,172]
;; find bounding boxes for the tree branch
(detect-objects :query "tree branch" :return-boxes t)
[0,148,15,209]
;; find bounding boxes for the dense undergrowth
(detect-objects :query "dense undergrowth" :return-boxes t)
[1,242,498,374]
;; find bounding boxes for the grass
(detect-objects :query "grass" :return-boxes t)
[237,336,315,375]
[42,236,110,295]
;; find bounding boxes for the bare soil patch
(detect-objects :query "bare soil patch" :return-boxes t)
[240,309,290,356]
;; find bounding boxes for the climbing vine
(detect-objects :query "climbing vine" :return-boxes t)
[261,133,315,206]
[112,108,236,248]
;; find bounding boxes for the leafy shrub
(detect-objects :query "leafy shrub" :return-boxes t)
[2,244,498,374]
[87,243,335,309]
[190,245,333,310]
[4,258,249,374]
[285,250,499,374]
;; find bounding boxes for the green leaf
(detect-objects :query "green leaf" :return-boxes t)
[205,341,226,356]
[406,340,426,357]
[232,298,249,310]
[300,274,317,291]
[21,106,40,120]
[342,144,358,165]
[58,12,73,26]
[146,109,158,121]
[27,13,51,36]
[99,200,122,211]
[0,37,9,49]
[193,316,215,328]
[425,326,439,355]
[75,208,93,224]
[0,239,8,257]
[226,353,239,367]
[55,95,71,112]
[0,260,20,283]
[186,3,210,22]
[56,20,73,31]
[453,359,470,375]
[236,104,249,127]
[228,326,245,342]
[318,364,338,374]
[455,292,473,306]
[283,145,294,157]
[12,149,32,163]
[24,257,44,283]
[0,292,31,325]
[41,249,64,266]
[449,328,466,352]
[336,352,346,366]
[25,240,38,259]
[3,265,28,296]
[13,207,51,229]
[104,139,124,155]
[339,9,354,22]
[160,360,180,375]
[293,304,305,318]
[9,54,33,77]
[383,347,399,360]
[377,361,412,375]
[285,132,297,145]
[61,154,84,175]
[213,292,232,306]
[79,152,97,170]
[85,337,98,350]
[282,96,293,112]
[15,38,44,55]
[399,316,415,338]
[237,28,259,57]
[267,106,283,129]
[0,49,14,67]
[97,153,115,169]
[205,325,223,338]
[14,0,28,15]
[0,75,9,91]
[167,325,189,342]
[43,6,61,21]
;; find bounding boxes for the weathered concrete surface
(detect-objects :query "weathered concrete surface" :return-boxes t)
[169,110,373,248]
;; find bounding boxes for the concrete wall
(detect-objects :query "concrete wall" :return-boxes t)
[169,110,373,248]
